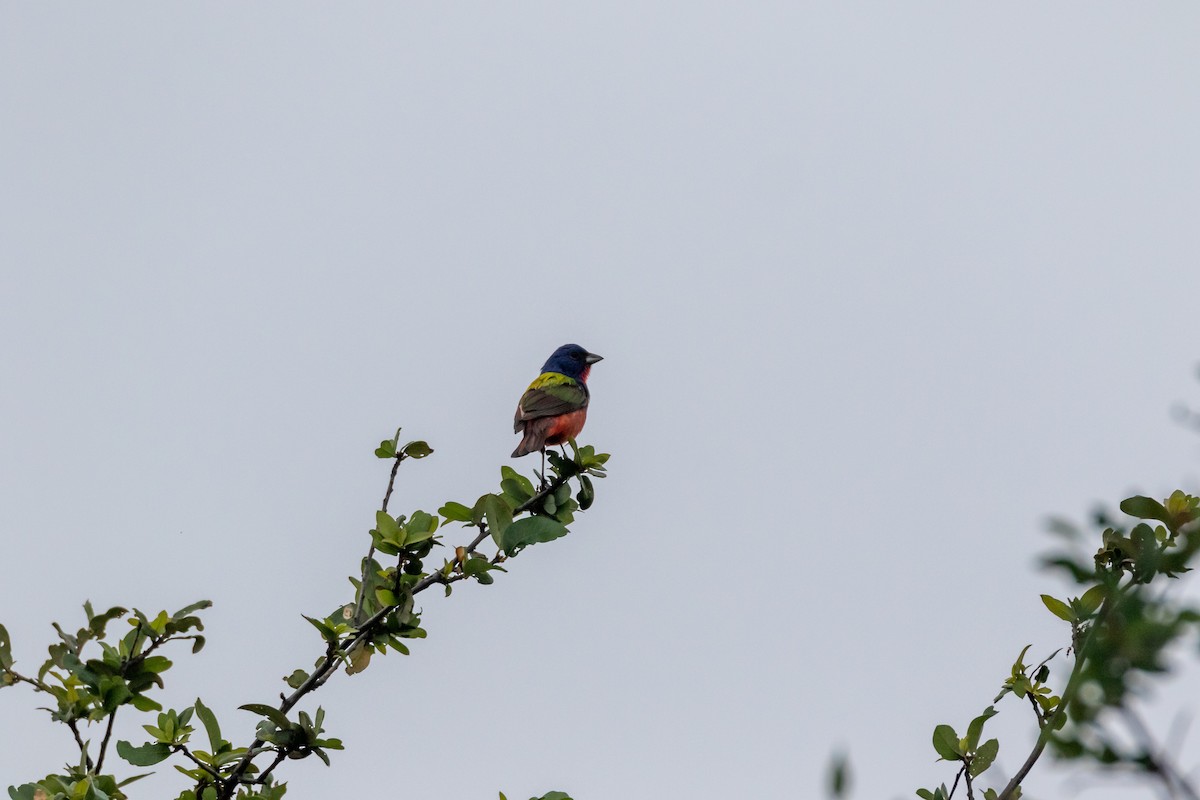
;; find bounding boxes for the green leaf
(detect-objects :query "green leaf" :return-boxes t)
[116,740,172,767]
[114,773,152,789]
[931,724,961,761]
[462,557,491,578]
[500,516,569,554]
[1011,644,1031,671]
[484,495,513,544]
[532,794,573,800]
[239,703,291,729]
[131,695,162,712]
[405,510,437,544]
[149,609,170,634]
[1120,495,1171,524]
[402,440,433,458]
[970,738,999,777]
[285,669,309,689]
[172,600,212,618]
[1077,585,1106,616]
[302,615,338,645]
[87,605,129,639]
[470,494,491,525]
[501,478,533,505]
[966,706,997,750]
[501,466,536,497]
[462,557,498,585]
[101,679,135,711]
[438,502,473,523]
[194,698,223,753]
[375,510,404,547]
[1040,594,1073,622]
[0,623,12,671]
[345,642,371,676]
[140,656,172,674]
[576,474,595,510]
[375,439,397,459]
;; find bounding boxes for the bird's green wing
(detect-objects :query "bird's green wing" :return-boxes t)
[515,373,588,426]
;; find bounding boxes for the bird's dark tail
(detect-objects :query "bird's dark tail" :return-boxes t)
[512,418,551,457]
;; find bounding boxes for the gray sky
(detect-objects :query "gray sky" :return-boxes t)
[3,4,1199,798]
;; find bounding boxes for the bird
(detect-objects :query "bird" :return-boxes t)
[512,344,603,469]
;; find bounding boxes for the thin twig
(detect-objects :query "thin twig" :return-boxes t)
[1025,692,1046,728]
[67,719,95,772]
[354,453,407,620]
[6,670,53,693]
[175,744,223,781]
[9,648,95,771]
[381,454,404,513]
[948,764,963,798]
[93,710,118,773]
[246,748,288,786]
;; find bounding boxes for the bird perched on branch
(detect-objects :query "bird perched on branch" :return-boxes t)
[512,344,603,463]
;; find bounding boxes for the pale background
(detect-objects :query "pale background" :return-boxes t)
[2,4,1199,798]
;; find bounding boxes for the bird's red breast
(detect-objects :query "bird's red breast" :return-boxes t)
[542,407,589,446]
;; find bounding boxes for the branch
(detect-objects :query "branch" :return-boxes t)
[94,622,152,772]
[5,669,53,694]
[66,719,95,772]
[125,631,192,672]
[380,452,405,513]
[11,661,96,772]
[1025,691,1047,728]
[244,747,288,786]
[997,578,1133,800]
[217,467,575,797]
[996,634,1088,797]
[948,764,964,799]
[93,709,118,773]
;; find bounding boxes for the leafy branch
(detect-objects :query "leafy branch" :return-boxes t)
[914,490,1200,800]
[1,429,609,800]
[1,600,210,800]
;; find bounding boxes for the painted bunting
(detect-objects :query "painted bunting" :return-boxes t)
[512,343,603,459]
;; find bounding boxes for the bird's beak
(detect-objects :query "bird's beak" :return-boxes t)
[585,352,604,364]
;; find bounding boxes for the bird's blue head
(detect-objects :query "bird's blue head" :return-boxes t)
[541,343,603,381]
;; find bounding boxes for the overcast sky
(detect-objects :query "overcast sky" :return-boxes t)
[3,4,1200,799]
